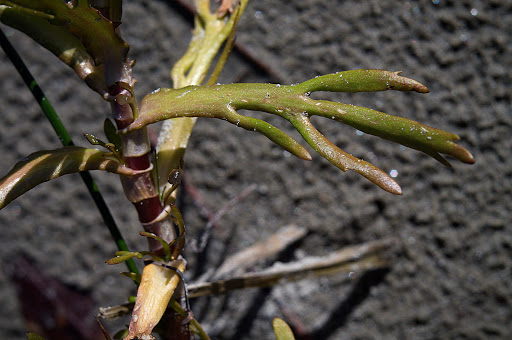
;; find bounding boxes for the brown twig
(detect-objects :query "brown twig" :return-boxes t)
[187,238,396,298]
[182,176,217,226]
[212,224,307,280]
[98,238,396,319]
[189,183,258,253]
[194,224,307,282]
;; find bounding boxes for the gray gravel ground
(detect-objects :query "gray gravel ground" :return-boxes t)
[0,1,511,339]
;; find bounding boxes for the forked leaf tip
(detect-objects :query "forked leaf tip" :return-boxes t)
[426,142,475,167]
[430,152,452,167]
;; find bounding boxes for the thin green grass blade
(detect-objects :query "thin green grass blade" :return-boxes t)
[0,28,138,276]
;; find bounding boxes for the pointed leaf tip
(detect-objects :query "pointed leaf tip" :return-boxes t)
[273,317,296,340]
[388,71,430,93]
[297,69,430,94]
[0,147,140,210]
[290,115,403,195]
[358,168,403,195]
[451,144,475,164]
[27,333,46,340]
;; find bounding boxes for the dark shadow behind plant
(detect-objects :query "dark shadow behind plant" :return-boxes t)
[0,1,474,339]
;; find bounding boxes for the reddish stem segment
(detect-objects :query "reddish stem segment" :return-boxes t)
[108,83,174,253]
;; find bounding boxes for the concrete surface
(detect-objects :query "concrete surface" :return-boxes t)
[0,1,510,339]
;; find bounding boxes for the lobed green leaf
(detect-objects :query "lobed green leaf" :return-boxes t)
[125,70,474,194]
[307,100,475,166]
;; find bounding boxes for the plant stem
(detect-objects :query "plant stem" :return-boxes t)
[157,0,249,198]
[0,28,139,275]
[102,47,177,255]
[108,86,176,252]
[169,299,211,340]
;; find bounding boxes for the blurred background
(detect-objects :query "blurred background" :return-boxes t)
[0,1,510,339]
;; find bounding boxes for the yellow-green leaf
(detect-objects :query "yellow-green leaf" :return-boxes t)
[273,317,296,340]
[26,332,46,340]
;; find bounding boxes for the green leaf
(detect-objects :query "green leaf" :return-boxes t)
[0,0,130,96]
[113,328,129,340]
[90,0,123,23]
[288,114,402,194]
[140,231,172,262]
[106,251,143,265]
[308,101,475,166]
[295,69,429,93]
[0,2,106,95]
[125,70,474,194]
[0,146,141,209]
[119,272,142,285]
[104,118,122,150]
[205,2,241,86]
[168,205,186,260]
[84,133,107,147]
[272,318,296,340]
[26,333,46,340]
